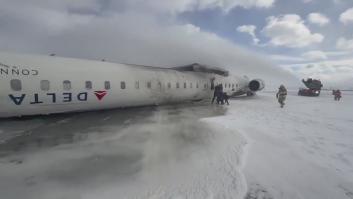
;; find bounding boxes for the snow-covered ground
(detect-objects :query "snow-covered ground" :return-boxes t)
[211,91,353,199]
[0,104,248,199]
[0,91,353,199]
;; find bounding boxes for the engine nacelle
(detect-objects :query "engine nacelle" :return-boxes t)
[248,79,265,92]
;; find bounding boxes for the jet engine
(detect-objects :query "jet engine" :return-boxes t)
[248,79,265,92]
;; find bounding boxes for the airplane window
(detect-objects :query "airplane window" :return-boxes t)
[41,80,50,91]
[147,82,151,89]
[168,82,171,89]
[85,81,92,90]
[204,83,207,89]
[196,83,199,88]
[105,81,111,90]
[190,83,193,88]
[135,81,139,89]
[10,79,22,91]
[120,81,125,89]
[158,82,162,89]
[225,84,227,88]
[184,82,187,88]
[176,82,179,88]
[232,84,234,88]
[229,84,231,88]
[63,80,71,91]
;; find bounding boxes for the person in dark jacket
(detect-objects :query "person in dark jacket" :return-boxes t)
[216,92,223,104]
[212,84,224,104]
[212,84,220,104]
[223,92,229,105]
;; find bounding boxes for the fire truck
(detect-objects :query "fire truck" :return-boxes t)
[298,78,323,97]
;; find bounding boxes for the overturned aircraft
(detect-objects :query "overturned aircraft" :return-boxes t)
[0,52,264,118]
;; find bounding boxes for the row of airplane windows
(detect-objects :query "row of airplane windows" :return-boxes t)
[9,79,237,92]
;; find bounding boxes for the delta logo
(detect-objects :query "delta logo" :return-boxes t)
[8,90,108,106]
[94,91,107,101]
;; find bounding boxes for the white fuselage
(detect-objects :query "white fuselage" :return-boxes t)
[0,52,250,118]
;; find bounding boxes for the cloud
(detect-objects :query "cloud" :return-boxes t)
[237,25,260,45]
[191,0,276,12]
[109,0,276,14]
[271,51,352,64]
[270,54,305,62]
[336,36,353,50]
[302,51,328,60]
[262,14,324,48]
[340,7,353,25]
[307,13,330,26]
[0,0,296,90]
[286,59,353,89]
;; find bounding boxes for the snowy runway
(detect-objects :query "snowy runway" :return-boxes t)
[0,92,353,199]
[220,91,353,199]
[0,104,247,199]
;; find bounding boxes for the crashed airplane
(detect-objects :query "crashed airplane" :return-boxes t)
[0,52,264,118]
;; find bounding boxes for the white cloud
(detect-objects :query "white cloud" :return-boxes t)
[0,0,296,90]
[262,14,324,48]
[324,51,351,56]
[307,13,330,26]
[271,51,352,64]
[237,25,260,45]
[121,0,276,14]
[340,7,353,25]
[286,59,353,88]
[302,51,327,60]
[196,0,276,11]
[0,0,277,20]
[270,54,305,62]
[336,36,353,50]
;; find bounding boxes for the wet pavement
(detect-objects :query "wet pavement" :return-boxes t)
[0,103,230,199]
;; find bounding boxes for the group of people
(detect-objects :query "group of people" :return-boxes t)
[210,83,343,108]
[212,84,230,105]
[332,90,342,101]
[276,85,343,108]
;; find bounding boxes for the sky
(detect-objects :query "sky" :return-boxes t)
[0,0,352,89]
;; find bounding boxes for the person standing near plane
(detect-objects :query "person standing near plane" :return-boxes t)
[216,84,224,104]
[212,84,220,104]
[212,84,224,104]
[223,92,230,105]
[276,85,287,108]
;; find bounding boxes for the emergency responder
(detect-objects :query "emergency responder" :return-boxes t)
[276,85,287,108]
[333,89,342,101]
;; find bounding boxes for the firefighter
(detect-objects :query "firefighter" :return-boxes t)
[334,89,342,101]
[276,85,287,108]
